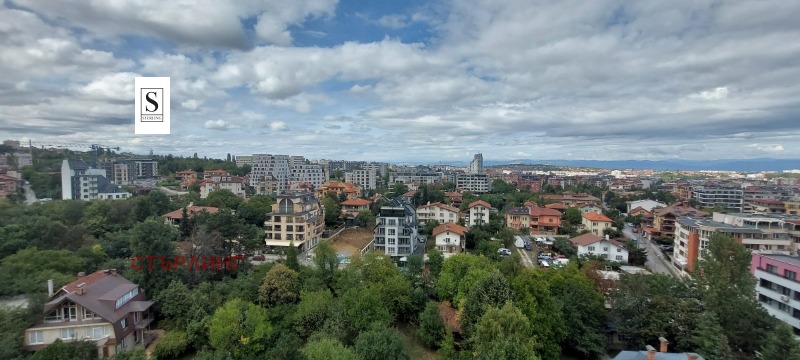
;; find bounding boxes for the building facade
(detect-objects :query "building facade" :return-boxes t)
[345,169,378,191]
[61,160,130,201]
[505,205,561,234]
[316,181,361,200]
[373,198,419,258]
[469,153,483,173]
[340,198,372,219]
[390,171,444,185]
[433,222,468,258]
[582,212,615,236]
[24,270,154,358]
[264,192,325,252]
[570,233,629,263]
[456,173,492,193]
[250,154,291,193]
[417,202,461,224]
[691,186,744,212]
[467,200,492,227]
[751,253,800,336]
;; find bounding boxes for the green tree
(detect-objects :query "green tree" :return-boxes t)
[155,281,193,328]
[128,219,181,300]
[109,349,147,360]
[696,232,773,354]
[293,289,334,338]
[761,323,800,360]
[471,302,539,360]
[405,254,424,288]
[152,330,189,360]
[314,241,339,290]
[437,253,495,307]
[689,311,734,360]
[0,247,86,296]
[259,263,301,307]
[205,189,243,209]
[237,194,275,226]
[417,301,447,348]
[285,241,300,271]
[263,333,305,360]
[356,210,376,228]
[322,196,342,227]
[625,240,648,266]
[390,182,409,198]
[439,330,457,360]
[303,338,358,360]
[208,299,272,359]
[549,267,607,358]
[354,326,410,360]
[562,207,583,227]
[512,269,566,359]
[460,271,513,339]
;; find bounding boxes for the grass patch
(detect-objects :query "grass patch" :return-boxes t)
[396,323,440,360]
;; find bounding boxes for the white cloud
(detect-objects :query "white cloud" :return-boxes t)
[204,119,230,130]
[690,87,730,100]
[269,121,288,131]
[181,99,201,110]
[747,143,785,153]
[377,14,409,29]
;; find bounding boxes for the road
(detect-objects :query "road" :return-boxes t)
[623,224,678,276]
[158,186,188,196]
[516,246,536,267]
[23,183,37,205]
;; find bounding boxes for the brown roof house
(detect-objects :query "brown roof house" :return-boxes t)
[24,270,154,358]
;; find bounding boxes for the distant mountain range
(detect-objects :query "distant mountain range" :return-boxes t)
[425,158,800,172]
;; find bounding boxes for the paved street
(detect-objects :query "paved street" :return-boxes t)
[623,224,678,276]
[516,246,536,267]
[158,186,188,196]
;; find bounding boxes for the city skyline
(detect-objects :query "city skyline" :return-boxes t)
[1,1,799,162]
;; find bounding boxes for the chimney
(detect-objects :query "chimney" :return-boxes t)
[658,337,669,352]
[77,272,85,277]
[47,279,54,297]
[605,234,610,241]
[687,353,699,360]
[645,345,656,360]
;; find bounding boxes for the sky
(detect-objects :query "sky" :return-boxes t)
[1,0,799,163]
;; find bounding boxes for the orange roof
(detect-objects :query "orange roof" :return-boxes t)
[529,206,562,217]
[162,206,219,220]
[583,212,613,222]
[432,222,469,237]
[403,190,416,197]
[545,203,568,210]
[341,198,372,206]
[176,170,196,175]
[468,200,492,209]
[205,169,228,174]
[445,192,463,198]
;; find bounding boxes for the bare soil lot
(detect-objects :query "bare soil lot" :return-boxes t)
[330,228,374,256]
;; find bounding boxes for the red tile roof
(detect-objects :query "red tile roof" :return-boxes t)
[162,206,220,220]
[419,202,460,213]
[583,212,613,222]
[432,222,469,237]
[544,203,568,210]
[341,198,372,206]
[529,206,562,217]
[569,233,604,246]
[468,200,492,209]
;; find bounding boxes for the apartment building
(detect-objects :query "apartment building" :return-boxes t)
[505,205,561,234]
[469,153,483,173]
[582,212,615,236]
[345,169,378,191]
[290,163,326,189]
[713,212,800,255]
[390,171,444,185]
[653,203,705,238]
[14,152,32,167]
[373,198,419,258]
[456,173,492,193]
[417,202,461,224]
[264,192,325,252]
[61,160,130,201]
[672,216,792,275]
[743,186,794,212]
[24,270,154,358]
[98,159,159,185]
[0,171,21,197]
[787,198,800,215]
[691,186,744,211]
[250,154,291,193]
[234,155,253,167]
[467,200,492,227]
[751,199,786,213]
[433,222,468,258]
[626,199,667,214]
[328,161,388,177]
[251,174,279,196]
[751,253,800,336]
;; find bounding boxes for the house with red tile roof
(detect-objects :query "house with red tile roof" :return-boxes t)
[418,202,461,224]
[340,198,372,218]
[24,269,154,358]
[445,192,463,207]
[582,212,616,236]
[570,233,629,263]
[432,222,469,257]
[162,206,219,226]
[505,205,562,234]
[316,181,362,200]
[199,175,246,199]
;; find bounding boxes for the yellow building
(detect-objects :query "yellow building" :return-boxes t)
[265,192,325,252]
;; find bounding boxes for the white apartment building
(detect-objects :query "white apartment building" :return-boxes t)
[61,160,130,201]
[373,198,419,258]
[290,164,326,189]
[390,171,444,185]
[264,192,325,252]
[467,200,492,227]
[469,153,483,173]
[456,173,492,193]
[692,186,744,212]
[345,169,378,191]
[417,202,460,224]
[250,154,291,193]
[235,155,253,167]
[199,176,246,198]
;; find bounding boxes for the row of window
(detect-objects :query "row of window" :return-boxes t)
[764,264,798,281]
[28,326,109,344]
[115,288,139,309]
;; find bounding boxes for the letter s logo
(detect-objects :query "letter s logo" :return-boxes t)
[145,91,159,112]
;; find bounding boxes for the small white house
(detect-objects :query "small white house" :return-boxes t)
[467,200,492,227]
[570,233,629,264]
[432,222,469,258]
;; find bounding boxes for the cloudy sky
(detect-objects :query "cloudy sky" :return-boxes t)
[1,0,799,163]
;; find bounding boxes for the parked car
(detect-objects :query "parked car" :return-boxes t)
[497,248,512,257]
[538,259,550,268]
[251,254,265,261]
[538,252,553,260]
[632,228,639,233]
[660,245,674,252]
[523,241,532,251]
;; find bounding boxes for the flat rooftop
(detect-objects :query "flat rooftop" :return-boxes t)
[677,217,764,234]
[757,253,800,268]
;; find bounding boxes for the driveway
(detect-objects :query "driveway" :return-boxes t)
[23,183,37,205]
[623,225,678,276]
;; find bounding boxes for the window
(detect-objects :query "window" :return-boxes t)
[766,264,778,274]
[388,229,396,236]
[45,309,62,322]
[65,301,77,321]
[83,308,99,320]
[121,318,128,329]
[60,328,76,339]
[786,270,797,281]
[617,248,622,253]
[91,327,106,340]
[603,247,609,251]
[134,312,140,324]
[388,238,395,245]
[616,255,623,261]
[115,288,139,309]
[28,331,43,344]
